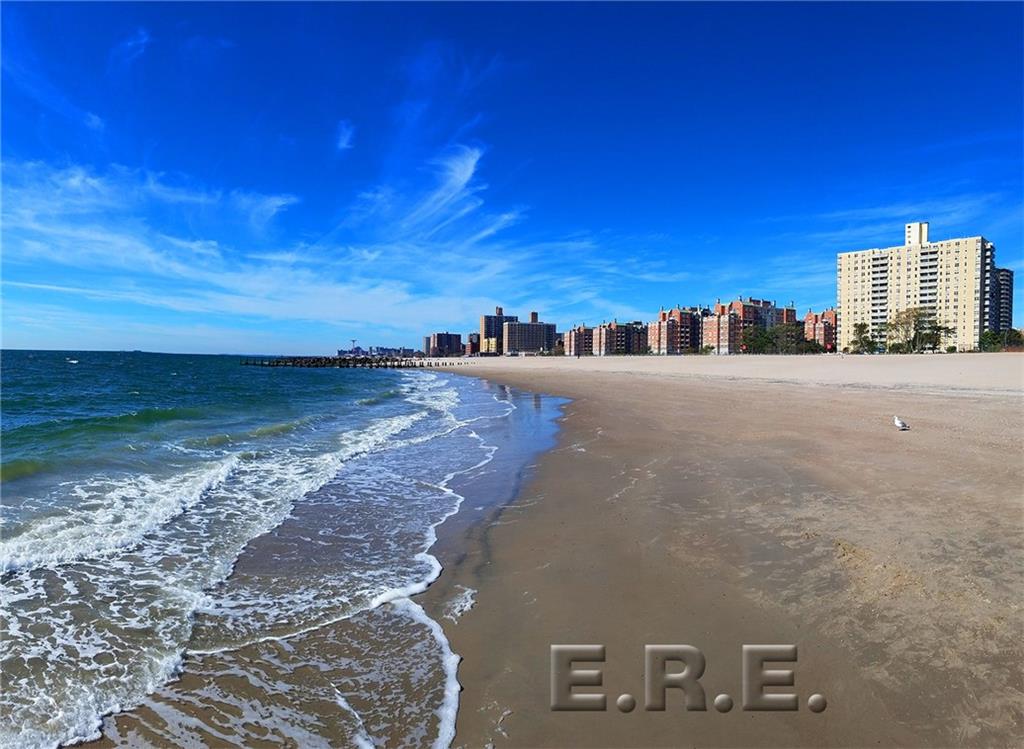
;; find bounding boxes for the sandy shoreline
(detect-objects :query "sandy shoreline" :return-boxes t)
[422,354,1024,747]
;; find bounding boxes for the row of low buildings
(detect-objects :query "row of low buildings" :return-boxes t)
[565,297,808,356]
[337,345,416,357]
[418,221,1015,357]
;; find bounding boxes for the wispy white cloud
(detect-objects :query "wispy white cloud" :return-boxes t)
[161,235,222,259]
[145,172,221,204]
[18,140,1010,352]
[84,112,105,131]
[229,190,300,230]
[336,119,356,151]
[384,42,503,179]
[762,193,1010,253]
[108,28,151,73]
[1,155,517,343]
[2,145,647,350]
[813,194,999,225]
[244,250,307,265]
[400,145,484,234]
[1,34,105,132]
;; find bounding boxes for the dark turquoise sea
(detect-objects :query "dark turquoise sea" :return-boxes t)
[0,350,561,748]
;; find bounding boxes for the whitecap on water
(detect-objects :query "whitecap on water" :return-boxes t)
[1,371,553,749]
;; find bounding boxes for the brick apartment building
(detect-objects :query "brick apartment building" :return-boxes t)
[669,306,706,351]
[426,332,462,357]
[503,311,557,354]
[700,297,797,354]
[648,315,679,355]
[464,332,481,356]
[715,297,797,330]
[701,311,742,354]
[593,320,648,355]
[648,306,706,353]
[803,308,837,351]
[564,325,594,356]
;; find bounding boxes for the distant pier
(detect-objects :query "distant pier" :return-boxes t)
[240,356,469,368]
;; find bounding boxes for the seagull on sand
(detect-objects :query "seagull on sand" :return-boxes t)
[893,415,910,431]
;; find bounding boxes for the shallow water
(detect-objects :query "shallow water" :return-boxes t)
[0,350,562,747]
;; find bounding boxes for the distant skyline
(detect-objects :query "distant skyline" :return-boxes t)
[2,2,1022,354]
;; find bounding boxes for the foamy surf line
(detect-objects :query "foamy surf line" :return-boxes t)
[1,370,558,749]
[177,375,517,749]
[186,397,504,653]
[391,597,462,749]
[0,455,240,573]
[1,374,440,747]
[181,403,506,749]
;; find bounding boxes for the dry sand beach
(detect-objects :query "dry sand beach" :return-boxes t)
[423,353,1024,747]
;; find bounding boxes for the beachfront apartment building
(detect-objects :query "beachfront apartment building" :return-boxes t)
[648,316,680,355]
[503,312,557,354]
[563,325,594,356]
[994,267,1014,334]
[593,320,647,355]
[701,311,742,354]
[426,332,463,357]
[479,306,518,355]
[803,308,837,351]
[715,297,797,331]
[836,222,1007,351]
[698,297,795,354]
[670,306,706,351]
[651,305,708,352]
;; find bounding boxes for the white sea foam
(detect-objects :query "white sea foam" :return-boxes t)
[0,406,434,749]
[0,455,239,573]
[444,585,477,622]
[333,691,376,749]
[1,406,425,578]
[390,598,462,749]
[1,371,541,749]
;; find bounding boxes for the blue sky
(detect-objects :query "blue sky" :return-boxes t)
[2,2,1022,354]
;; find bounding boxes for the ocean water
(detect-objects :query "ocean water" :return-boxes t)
[0,350,561,748]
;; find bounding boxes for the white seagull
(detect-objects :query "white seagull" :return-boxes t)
[893,415,910,431]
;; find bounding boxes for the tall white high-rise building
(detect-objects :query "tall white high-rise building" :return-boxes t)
[836,222,1003,351]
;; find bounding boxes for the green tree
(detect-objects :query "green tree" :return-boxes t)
[741,326,774,354]
[979,330,1002,352]
[912,309,953,351]
[885,309,916,351]
[795,337,825,354]
[740,324,823,355]
[771,323,807,354]
[886,307,954,352]
[851,322,876,354]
